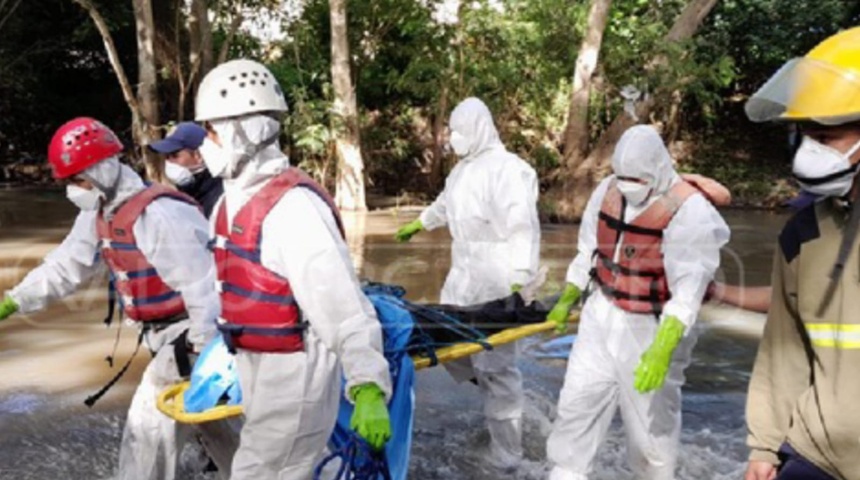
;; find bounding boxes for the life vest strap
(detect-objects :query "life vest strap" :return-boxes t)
[85,328,145,407]
[218,281,297,306]
[101,240,138,251]
[592,274,664,314]
[217,322,307,353]
[598,211,664,238]
[171,330,193,378]
[594,251,663,278]
[210,235,263,264]
[128,290,182,307]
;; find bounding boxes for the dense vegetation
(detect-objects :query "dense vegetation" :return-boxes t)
[1,0,858,214]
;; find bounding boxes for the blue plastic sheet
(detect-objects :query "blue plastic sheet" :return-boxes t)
[184,334,242,413]
[532,334,577,359]
[325,289,416,480]
[185,284,417,479]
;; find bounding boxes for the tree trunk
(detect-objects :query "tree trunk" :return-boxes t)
[665,0,720,42]
[428,85,449,191]
[330,0,367,211]
[179,0,214,121]
[553,0,720,221]
[664,88,684,143]
[188,0,213,77]
[132,0,161,181]
[152,0,182,123]
[71,0,150,167]
[560,0,612,162]
[341,210,367,273]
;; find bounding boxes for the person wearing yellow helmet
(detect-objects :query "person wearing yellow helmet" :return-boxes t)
[744,27,860,480]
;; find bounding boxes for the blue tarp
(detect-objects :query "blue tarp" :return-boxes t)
[325,287,416,480]
[184,334,242,413]
[185,284,417,479]
[532,334,577,359]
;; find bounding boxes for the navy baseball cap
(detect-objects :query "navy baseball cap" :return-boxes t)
[147,122,207,154]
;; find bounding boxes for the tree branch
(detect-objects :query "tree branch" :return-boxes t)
[553,0,722,221]
[70,0,142,122]
[217,7,244,65]
[0,0,23,33]
[187,0,212,93]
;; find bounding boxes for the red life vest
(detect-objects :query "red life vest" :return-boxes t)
[96,185,199,322]
[212,168,344,353]
[591,179,698,315]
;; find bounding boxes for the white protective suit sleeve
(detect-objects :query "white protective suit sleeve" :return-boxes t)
[565,177,613,291]
[262,188,393,401]
[491,160,540,286]
[419,166,458,231]
[133,198,219,350]
[660,193,730,328]
[7,210,103,313]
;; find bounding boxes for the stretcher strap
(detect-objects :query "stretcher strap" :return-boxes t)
[400,302,492,354]
[313,432,392,480]
[171,330,192,378]
[85,328,144,407]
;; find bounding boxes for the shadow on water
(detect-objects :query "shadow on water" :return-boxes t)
[0,190,788,479]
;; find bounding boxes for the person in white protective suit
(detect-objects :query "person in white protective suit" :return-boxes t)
[193,59,392,480]
[395,97,542,469]
[0,117,238,480]
[544,125,730,480]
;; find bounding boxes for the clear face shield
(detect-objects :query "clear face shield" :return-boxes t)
[745,57,860,125]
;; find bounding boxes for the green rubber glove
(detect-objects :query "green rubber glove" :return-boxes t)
[0,296,18,321]
[350,383,391,451]
[546,283,581,333]
[634,315,686,393]
[394,219,423,243]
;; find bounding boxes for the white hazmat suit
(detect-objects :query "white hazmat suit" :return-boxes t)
[419,97,541,468]
[6,158,238,480]
[205,115,392,480]
[546,126,730,480]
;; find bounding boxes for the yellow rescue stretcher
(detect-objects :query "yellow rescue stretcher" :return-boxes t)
[157,316,578,424]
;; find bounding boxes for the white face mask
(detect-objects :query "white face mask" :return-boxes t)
[616,179,652,206]
[792,136,860,198]
[164,161,194,186]
[66,184,102,211]
[449,130,471,157]
[199,137,246,179]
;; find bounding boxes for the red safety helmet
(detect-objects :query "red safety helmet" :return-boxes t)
[48,117,123,179]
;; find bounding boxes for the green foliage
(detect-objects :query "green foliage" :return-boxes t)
[699,0,860,93]
[2,0,860,205]
[0,0,135,163]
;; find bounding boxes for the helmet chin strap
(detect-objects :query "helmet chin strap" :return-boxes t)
[81,161,122,204]
[817,172,860,317]
[229,118,281,178]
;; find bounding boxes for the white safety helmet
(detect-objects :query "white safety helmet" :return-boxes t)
[195,59,288,122]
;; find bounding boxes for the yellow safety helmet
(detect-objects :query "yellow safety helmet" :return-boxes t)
[746,27,860,125]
